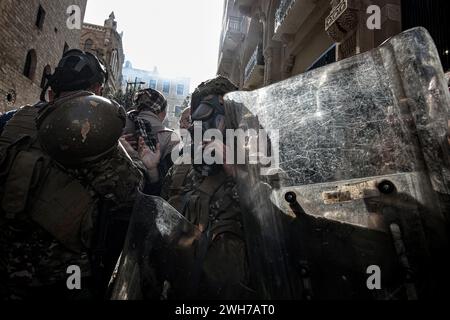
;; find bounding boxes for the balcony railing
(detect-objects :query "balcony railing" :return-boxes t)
[244,44,265,82]
[220,16,244,51]
[227,16,243,33]
[275,0,296,33]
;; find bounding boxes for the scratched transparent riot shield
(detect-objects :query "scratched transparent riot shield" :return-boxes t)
[109,193,201,300]
[225,27,450,300]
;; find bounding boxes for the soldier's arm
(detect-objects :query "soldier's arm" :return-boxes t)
[83,143,144,206]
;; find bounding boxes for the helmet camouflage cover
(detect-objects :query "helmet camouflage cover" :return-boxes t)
[43,49,108,100]
[37,91,126,167]
[191,76,238,110]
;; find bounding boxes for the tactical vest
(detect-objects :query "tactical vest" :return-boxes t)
[0,104,95,253]
[166,160,243,240]
[164,161,248,299]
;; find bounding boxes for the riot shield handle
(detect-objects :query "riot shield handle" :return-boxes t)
[284,191,306,217]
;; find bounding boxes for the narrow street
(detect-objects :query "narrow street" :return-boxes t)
[0,0,449,312]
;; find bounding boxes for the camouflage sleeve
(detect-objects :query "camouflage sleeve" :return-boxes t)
[127,151,151,181]
[82,144,144,206]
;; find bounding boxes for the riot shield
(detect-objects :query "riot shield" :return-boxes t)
[109,192,201,300]
[225,27,450,300]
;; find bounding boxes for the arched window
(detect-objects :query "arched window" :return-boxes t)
[84,39,94,51]
[35,5,46,30]
[110,49,118,76]
[40,65,51,89]
[23,49,37,80]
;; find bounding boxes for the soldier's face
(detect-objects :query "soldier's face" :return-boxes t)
[191,94,226,133]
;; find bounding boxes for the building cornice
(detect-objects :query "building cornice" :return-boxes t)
[83,23,106,32]
[83,23,123,41]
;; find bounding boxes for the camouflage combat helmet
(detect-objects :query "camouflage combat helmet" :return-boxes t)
[134,88,168,114]
[41,49,108,101]
[37,91,126,167]
[191,76,238,111]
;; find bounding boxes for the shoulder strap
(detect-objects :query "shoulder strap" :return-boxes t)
[165,160,192,213]
[197,171,227,198]
[170,161,192,193]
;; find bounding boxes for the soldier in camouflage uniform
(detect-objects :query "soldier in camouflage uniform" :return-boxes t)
[134,76,251,299]
[0,50,144,300]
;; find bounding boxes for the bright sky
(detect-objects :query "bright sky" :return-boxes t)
[84,0,225,92]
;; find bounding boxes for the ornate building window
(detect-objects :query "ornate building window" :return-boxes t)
[36,5,46,30]
[149,79,157,90]
[84,39,94,51]
[110,49,118,77]
[163,81,170,94]
[23,49,37,80]
[176,84,184,96]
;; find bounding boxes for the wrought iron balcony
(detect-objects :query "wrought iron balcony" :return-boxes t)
[244,44,265,88]
[220,16,244,52]
[273,0,319,42]
[274,0,296,33]
[227,16,243,33]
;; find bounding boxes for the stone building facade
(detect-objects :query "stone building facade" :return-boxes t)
[122,62,191,129]
[218,0,450,90]
[0,0,87,113]
[80,12,124,95]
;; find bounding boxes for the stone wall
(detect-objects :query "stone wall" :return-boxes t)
[0,0,87,113]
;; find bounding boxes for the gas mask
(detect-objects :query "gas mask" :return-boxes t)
[189,95,226,176]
